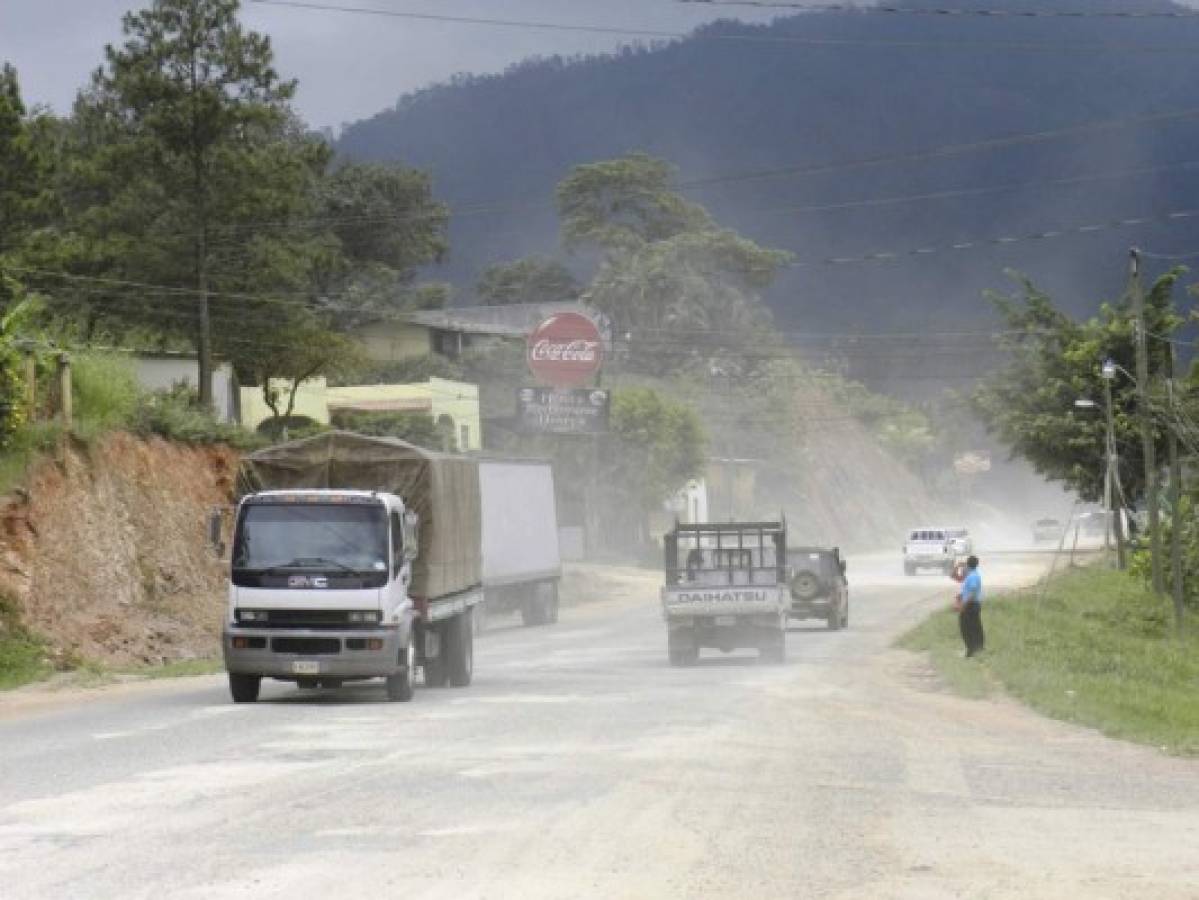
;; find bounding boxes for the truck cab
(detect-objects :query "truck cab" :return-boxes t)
[221,490,420,703]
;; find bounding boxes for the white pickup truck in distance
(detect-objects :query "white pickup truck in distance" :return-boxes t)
[903,527,955,576]
[661,521,789,666]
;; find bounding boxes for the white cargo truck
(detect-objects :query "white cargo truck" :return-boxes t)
[218,432,483,703]
[478,459,562,628]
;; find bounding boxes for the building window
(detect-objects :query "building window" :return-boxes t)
[460,424,470,450]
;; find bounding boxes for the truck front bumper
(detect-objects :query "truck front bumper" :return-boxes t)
[788,597,833,618]
[222,625,407,681]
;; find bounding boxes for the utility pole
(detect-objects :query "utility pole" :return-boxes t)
[1130,248,1164,593]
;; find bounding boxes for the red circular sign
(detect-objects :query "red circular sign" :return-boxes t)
[527,313,604,387]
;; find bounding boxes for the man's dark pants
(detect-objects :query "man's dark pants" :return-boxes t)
[959,600,985,657]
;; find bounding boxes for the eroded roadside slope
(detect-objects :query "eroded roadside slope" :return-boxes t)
[0,434,237,668]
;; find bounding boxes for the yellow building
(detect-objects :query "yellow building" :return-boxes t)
[239,377,331,433]
[326,378,482,452]
[238,377,481,452]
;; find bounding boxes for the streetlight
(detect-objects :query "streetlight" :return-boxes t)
[1099,358,1124,567]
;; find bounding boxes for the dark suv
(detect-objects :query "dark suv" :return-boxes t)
[785,547,849,630]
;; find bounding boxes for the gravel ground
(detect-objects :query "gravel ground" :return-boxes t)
[1,552,1197,899]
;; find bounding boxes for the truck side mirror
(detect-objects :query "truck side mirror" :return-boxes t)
[403,511,420,561]
[208,509,226,557]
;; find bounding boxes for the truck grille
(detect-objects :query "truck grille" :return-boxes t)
[260,610,353,629]
[271,637,341,655]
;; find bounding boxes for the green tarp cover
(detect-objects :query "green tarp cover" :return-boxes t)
[238,432,481,599]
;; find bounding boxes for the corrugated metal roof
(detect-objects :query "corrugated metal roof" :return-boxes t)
[404,302,606,337]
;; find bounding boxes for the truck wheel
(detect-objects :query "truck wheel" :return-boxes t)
[760,631,786,664]
[904,562,915,576]
[520,594,544,627]
[668,632,698,667]
[547,582,560,624]
[841,601,849,629]
[472,602,487,636]
[423,629,449,688]
[229,673,261,703]
[447,610,474,687]
[826,607,841,631]
[385,641,415,702]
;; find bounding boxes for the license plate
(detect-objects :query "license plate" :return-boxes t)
[292,660,321,675]
[714,615,737,627]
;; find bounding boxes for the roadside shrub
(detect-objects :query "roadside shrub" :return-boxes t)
[256,415,326,443]
[0,594,53,690]
[132,386,261,449]
[71,352,140,435]
[0,420,64,495]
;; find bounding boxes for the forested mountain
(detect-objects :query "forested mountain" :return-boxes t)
[337,0,1199,369]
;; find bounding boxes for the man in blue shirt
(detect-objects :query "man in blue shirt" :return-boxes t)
[957,555,984,657]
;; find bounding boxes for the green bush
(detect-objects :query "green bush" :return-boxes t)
[71,352,141,435]
[0,420,64,495]
[0,595,53,690]
[256,415,327,443]
[132,386,261,449]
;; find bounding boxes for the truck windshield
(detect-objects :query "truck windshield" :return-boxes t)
[233,503,388,574]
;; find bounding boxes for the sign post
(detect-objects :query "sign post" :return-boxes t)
[525,312,607,555]
[517,387,610,435]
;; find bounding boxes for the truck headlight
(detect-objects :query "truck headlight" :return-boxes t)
[347,611,381,624]
[237,609,269,623]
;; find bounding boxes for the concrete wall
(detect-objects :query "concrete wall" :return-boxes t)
[132,356,236,423]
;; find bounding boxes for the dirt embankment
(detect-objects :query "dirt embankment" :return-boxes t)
[0,434,237,667]
[786,384,949,549]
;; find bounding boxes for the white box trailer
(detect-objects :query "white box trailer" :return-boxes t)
[479,459,563,627]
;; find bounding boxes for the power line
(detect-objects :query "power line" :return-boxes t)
[676,107,1199,191]
[246,0,1199,53]
[788,208,1199,267]
[1139,247,1199,261]
[676,1,1199,20]
[746,159,1199,216]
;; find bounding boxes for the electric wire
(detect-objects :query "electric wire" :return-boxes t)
[676,1,1199,20]
[246,0,1199,53]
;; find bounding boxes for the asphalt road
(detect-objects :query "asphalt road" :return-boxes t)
[2,554,1197,899]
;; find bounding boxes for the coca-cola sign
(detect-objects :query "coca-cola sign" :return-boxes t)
[527,312,604,386]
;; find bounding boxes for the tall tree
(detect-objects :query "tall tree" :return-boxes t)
[82,0,302,406]
[973,270,1183,505]
[0,64,58,311]
[556,153,790,370]
[476,257,580,306]
[311,162,450,326]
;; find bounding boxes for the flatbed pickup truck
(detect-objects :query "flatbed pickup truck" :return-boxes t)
[661,521,789,666]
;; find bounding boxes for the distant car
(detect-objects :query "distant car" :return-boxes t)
[904,528,954,576]
[1032,518,1062,543]
[945,527,973,557]
[785,547,848,630]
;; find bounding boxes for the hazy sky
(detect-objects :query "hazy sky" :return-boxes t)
[3,0,786,130]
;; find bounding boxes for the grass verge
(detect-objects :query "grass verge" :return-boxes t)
[0,596,55,690]
[899,566,1199,756]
